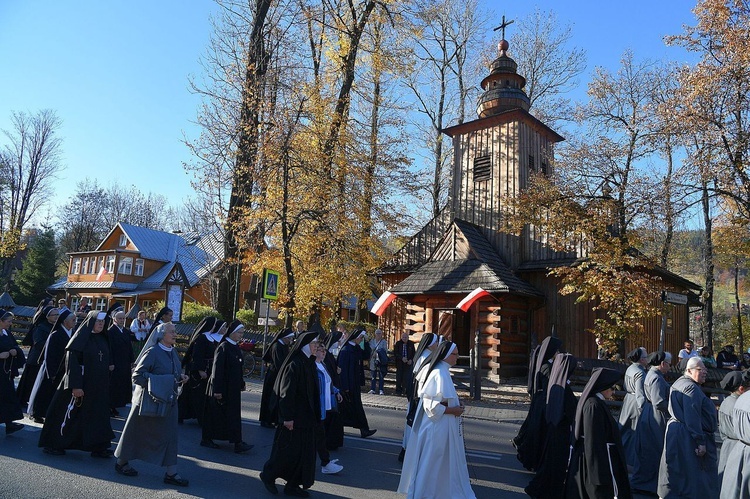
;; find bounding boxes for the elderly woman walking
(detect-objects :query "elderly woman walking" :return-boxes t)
[113,322,190,487]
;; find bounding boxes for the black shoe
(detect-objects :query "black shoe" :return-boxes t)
[114,462,138,476]
[360,429,377,438]
[234,441,253,453]
[283,485,309,497]
[43,447,65,456]
[5,422,23,435]
[32,416,45,424]
[260,472,278,495]
[91,449,114,458]
[164,473,189,487]
[200,439,220,449]
[260,421,275,429]
[398,447,406,462]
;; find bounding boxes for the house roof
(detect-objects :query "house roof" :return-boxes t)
[98,223,181,262]
[442,107,565,142]
[389,219,542,297]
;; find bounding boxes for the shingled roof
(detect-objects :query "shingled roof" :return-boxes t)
[389,219,541,297]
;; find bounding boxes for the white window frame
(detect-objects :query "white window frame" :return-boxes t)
[71,297,79,311]
[106,255,116,273]
[93,256,104,274]
[119,234,127,247]
[118,256,133,275]
[142,300,152,310]
[95,298,107,311]
[72,258,81,274]
[81,257,89,275]
[134,258,144,277]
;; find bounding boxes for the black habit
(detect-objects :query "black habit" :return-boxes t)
[108,324,134,409]
[0,331,25,425]
[262,333,320,490]
[179,331,216,424]
[16,319,52,405]
[337,340,371,432]
[259,336,290,426]
[28,312,73,419]
[39,312,114,453]
[203,340,246,443]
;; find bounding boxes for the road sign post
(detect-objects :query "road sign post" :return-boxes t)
[260,269,280,378]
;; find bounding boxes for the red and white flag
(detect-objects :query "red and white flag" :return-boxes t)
[96,266,108,282]
[456,287,490,312]
[370,291,397,316]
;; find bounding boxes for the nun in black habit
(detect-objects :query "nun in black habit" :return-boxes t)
[178,316,216,424]
[16,305,57,406]
[39,311,115,457]
[108,309,134,414]
[323,330,344,450]
[148,307,173,337]
[259,328,295,428]
[0,310,25,435]
[201,319,253,453]
[261,332,321,497]
[27,310,76,422]
[524,352,577,498]
[513,336,562,471]
[565,367,631,499]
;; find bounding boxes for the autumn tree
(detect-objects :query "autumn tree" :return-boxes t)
[713,215,750,352]
[0,109,64,285]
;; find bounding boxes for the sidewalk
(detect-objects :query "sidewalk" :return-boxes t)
[244,376,530,423]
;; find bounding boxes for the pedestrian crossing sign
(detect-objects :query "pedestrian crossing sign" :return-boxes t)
[262,269,280,301]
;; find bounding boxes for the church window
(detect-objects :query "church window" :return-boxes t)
[528,155,535,172]
[541,161,548,175]
[473,154,492,182]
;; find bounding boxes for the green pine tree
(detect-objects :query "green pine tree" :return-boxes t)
[12,228,58,305]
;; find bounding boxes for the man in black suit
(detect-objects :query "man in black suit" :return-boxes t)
[394,332,415,396]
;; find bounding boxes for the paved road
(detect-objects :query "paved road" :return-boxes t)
[0,379,532,498]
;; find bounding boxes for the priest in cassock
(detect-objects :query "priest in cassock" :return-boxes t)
[108,310,134,416]
[630,351,672,495]
[178,316,216,424]
[717,371,750,481]
[619,346,648,468]
[524,352,577,498]
[201,319,253,453]
[114,322,190,487]
[260,332,321,497]
[565,367,631,499]
[720,390,750,499]
[657,357,718,499]
[39,310,115,457]
[27,310,76,422]
[259,328,294,428]
[398,341,475,499]
[337,330,377,438]
[0,310,25,435]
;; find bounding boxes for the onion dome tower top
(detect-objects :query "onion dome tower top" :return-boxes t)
[477,16,530,118]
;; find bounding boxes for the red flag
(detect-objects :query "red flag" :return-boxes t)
[370,291,396,316]
[456,287,490,312]
[96,266,107,282]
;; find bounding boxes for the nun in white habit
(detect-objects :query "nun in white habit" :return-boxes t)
[398,341,475,499]
[114,322,190,487]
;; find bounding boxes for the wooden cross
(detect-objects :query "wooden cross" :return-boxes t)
[98,350,103,361]
[493,15,514,40]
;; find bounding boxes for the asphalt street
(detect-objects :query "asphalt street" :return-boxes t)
[0,379,532,498]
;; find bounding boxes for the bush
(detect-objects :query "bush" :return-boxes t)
[180,301,222,324]
[235,308,256,327]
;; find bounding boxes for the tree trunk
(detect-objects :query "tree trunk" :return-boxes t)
[735,262,743,352]
[701,178,714,351]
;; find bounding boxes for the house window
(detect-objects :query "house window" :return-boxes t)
[473,154,491,182]
[71,297,79,311]
[118,256,133,275]
[94,256,104,274]
[95,298,107,311]
[119,234,128,247]
[106,255,116,273]
[134,258,144,277]
[81,257,89,275]
[346,309,356,321]
[72,258,81,274]
[142,300,152,311]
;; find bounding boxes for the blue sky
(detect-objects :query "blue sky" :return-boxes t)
[0,1,699,225]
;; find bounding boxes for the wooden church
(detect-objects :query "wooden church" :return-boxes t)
[375,35,701,377]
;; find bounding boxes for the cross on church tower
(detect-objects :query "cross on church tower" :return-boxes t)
[493,15,514,40]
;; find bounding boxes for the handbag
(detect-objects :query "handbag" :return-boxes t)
[138,374,177,417]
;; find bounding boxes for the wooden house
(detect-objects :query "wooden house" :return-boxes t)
[376,38,701,377]
[48,223,226,320]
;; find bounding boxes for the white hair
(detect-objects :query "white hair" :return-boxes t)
[686,356,703,371]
